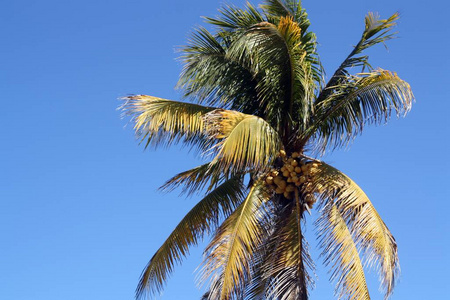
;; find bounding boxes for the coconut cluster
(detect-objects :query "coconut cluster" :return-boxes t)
[264,150,320,209]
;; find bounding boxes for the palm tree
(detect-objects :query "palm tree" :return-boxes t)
[122,1,413,299]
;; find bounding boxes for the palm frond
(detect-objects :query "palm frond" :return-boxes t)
[225,17,320,134]
[316,203,370,300]
[135,176,246,299]
[262,203,314,300]
[261,0,303,21]
[159,162,222,196]
[316,12,399,104]
[177,27,260,110]
[308,69,413,153]
[203,109,281,175]
[311,162,399,298]
[204,3,265,30]
[261,0,324,113]
[121,95,214,150]
[261,0,324,78]
[200,182,270,300]
[240,199,279,300]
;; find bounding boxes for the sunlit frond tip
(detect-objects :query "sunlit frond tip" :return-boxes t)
[120,95,215,149]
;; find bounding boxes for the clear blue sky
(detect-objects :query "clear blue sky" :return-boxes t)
[1,0,448,299]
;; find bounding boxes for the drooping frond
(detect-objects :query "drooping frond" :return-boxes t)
[136,176,246,299]
[238,199,279,300]
[200,182,270,300]
[316,203,370,300]
[204,109,281,175]
[308,69,413,153]
[177,27,259,110]
[121,95,214,150]
[159,162,223,196]
[311,162,399,298]
[316,12,399,104]
[261,202,314,300]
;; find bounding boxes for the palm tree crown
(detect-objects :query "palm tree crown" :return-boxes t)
[122,1,413,299]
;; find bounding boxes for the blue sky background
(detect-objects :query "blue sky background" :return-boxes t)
[1,0,449,299]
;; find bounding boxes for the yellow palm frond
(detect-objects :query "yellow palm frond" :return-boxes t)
[136,176,245,299]
[317,203,370,300]
[200,181,269,300]
[121,95,215,149]
[204,109,281,175]
[311,162,399,298]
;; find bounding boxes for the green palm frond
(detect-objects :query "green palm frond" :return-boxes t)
[200,182,270,300]
[261,0,304,22]
[308,69,413,153]
[121,95,215,150]
[316,12,399,104]
[177,27,259,110]
[203,109,281,175]
[136,176,246,299]
[311,163,399,298]
[224,20,290,127]
[225,17,319,133]
[159,162,224,196]
[340,12,399,73]
[204,2,265,30]
[261,0,324,89]
[316,203,370,300]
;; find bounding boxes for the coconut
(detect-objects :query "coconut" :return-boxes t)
[282,170,290,178]
[285,185,295,192]
[283,191,293,199]
[266,176,274,185]
[273,176,283,185]
[291,160,298,167]
[275,187,284,194]
[294,166,302,173]
[279,150,286,157]
[292,152,299,158]
[299,176,306,183]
